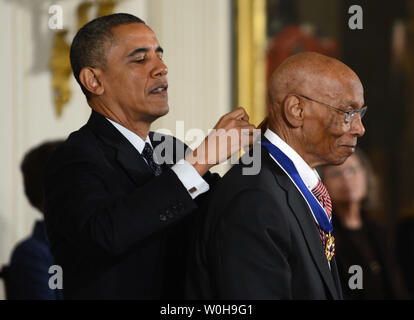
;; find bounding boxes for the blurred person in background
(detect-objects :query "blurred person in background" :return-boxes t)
[320,149,408,299]
[6,141,63,300]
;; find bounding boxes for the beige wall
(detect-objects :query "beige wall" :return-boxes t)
[0,0,231,299]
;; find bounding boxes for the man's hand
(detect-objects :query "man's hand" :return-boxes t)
[185,107,258,176]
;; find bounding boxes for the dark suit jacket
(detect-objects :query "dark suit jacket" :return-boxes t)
[187,139,343,299]
[7,221,63,300]
[44,110,218,299]
[397,217,414,298]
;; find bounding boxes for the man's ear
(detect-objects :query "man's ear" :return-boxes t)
[282,95,304,128]
[79,67,104,96]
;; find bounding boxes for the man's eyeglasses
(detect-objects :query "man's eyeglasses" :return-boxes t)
[296,94,367,124]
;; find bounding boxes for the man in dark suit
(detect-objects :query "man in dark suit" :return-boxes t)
[44,13,255,299]
[187,52,367,299]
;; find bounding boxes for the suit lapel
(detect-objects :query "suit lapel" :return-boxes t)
[115,146,153,186]
[284,184,340,299]
[330,257,344,299]
[86,110,153,186]
[262,146,340,299]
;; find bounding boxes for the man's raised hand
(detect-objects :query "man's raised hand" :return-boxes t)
[185,107,258,176]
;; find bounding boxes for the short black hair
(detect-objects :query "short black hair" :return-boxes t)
[70,13,145,98]
[21,140,63,214]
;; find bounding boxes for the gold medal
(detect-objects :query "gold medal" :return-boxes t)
[325,233,335,262]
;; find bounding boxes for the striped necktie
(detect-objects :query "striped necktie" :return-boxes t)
[141,142,162,176]
[311,179,333,248]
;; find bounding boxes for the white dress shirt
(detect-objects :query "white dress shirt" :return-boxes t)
[264,128,320,191]
[106,118,209,199]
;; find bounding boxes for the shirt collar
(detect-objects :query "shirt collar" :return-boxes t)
[264,128,320,190]
[105,117,152,154]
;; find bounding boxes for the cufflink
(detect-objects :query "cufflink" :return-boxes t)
[189,187,197,194]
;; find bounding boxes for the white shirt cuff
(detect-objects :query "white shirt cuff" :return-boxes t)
[171,160,210,199]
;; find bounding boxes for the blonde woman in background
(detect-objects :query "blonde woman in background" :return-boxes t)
[320,149,408,299]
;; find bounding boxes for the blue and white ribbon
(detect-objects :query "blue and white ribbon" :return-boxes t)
[262,141,333,234]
